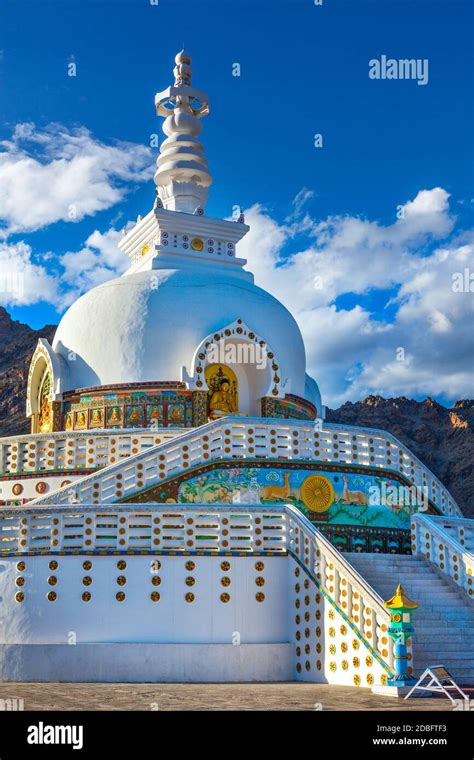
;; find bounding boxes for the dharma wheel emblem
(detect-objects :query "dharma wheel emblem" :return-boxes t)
[300,474,334,512]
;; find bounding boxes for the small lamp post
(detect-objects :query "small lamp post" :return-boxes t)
[384,583,418,687]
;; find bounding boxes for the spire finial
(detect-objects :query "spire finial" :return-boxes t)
[154,50,212,214]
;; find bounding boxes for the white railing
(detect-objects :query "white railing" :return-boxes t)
[0,501,395,676]
[286,505,395,674]
[0,504,286,555]
[0,428,184,477]
[26,417,461,517]
[412,513,474,598]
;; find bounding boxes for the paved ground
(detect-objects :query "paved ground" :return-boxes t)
[0,682,463,711]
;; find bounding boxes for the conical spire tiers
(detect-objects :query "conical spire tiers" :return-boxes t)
[154,50,212,213]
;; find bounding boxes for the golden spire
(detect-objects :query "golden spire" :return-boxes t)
[384,583,418,610]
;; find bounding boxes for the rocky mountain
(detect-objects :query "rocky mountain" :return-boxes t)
[0,307,56,437]
[0,308,472,515]
[327,396,474,517]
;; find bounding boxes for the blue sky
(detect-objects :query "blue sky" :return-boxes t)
[0,0,472,406]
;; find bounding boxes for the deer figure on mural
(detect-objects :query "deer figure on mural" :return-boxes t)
[261,472,292,501]
[341,476,368,506]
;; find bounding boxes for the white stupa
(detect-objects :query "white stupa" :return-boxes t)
[27,49,321,432]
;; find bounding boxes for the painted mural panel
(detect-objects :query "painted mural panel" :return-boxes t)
[176,466,423,531]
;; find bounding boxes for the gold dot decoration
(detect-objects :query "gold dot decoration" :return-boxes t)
[352,639,360,650]
[353,657,360,668]
[82,576,92,586]
[340,624,347,636]
[328,627,335,638]
[48,576,58,586]
[82,561,92,571]
[220,593,230,603]
[151,576,161,586]
[341,660,349,671]
[366,674,374,686]
[15,577,25,587]
[353,674,361,686]
[255,576,265,587]
[49,560,58,571]
[366,656,373,667]
[255,592,265,602]
[16,561,26,572]
[329,644,336,655]
[255,561,264,571]
[82,592,91,602]
[300,474,335,512]
[329,661,336,672]
[221,576,231,587]
[47,591,57,602]
[328,609,335,620]
[116,592,125,602]
[117,576,126,586]
[15,592,25,603]
[117,560,127,570]
[341,642,348,653]
[151,592,160,602]
[185,592,195,603]
[185,576,195,587]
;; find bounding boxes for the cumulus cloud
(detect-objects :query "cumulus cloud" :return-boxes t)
[238,189,473,406]
[0,240,60,306]
[0,122,153,235]
[60,228,127,296]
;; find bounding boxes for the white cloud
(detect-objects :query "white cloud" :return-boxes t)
[0,240,59,307]
[238,189,473,406]
[0,123,153,235]
[60,228,127,296]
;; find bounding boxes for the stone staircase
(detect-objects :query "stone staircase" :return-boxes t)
[346,552,474,686]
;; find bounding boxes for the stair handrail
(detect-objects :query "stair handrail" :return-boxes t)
[284,504,396,673]
[412,513,474,598]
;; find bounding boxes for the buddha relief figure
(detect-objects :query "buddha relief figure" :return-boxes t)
[91,408,103,425]
[65,414,73,431]
[109,407,121,423]
[38,374,52,433]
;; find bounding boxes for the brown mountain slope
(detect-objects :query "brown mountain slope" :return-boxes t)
[0,309,472,516]
[0,307,56,436]
[326,396,474,517]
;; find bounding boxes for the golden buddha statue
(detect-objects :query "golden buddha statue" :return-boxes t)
[208,379,237,420]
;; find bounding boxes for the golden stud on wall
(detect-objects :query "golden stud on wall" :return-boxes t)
[49,560,58,571]
[82,592,91,602]
[185,592,195,603]
[152,576,162,586]
[117,560,127,570]
[255,561,264,571]
[220,593,230,603]
[82,576,92,586]
[185,576,195,587]
[186,561,196,571]
[47,591,57,602]
[221,576,231,587]
[255,577,265,587]
[116,592,125,602]
[48,576,58,586]
[255,592,265,602]
[117,576,126,586]
[16,561,26,572]
[151,592,161,602]
[83,561,92,571]
[15,592,25,603]
[15,577,25,587]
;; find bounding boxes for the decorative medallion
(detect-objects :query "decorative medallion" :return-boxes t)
[191,238,204,251]
[300,474,334,512]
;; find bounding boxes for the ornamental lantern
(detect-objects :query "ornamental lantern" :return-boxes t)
[384,583,418,687]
